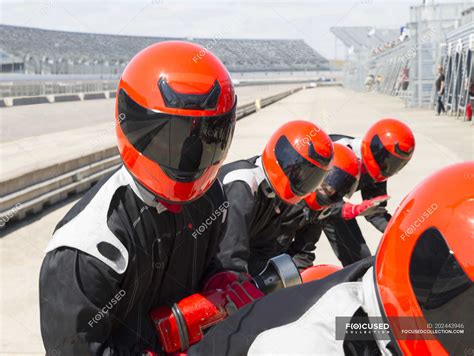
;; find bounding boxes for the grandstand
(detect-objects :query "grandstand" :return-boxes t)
[330,27,399,53]
[0,25,329,74]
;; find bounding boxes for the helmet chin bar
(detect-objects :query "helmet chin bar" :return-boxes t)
[123,167,166,208]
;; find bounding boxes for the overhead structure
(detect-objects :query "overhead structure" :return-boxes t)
[330,27,399,54]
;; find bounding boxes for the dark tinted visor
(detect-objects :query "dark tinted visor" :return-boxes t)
[409,228,473,354]
[118,89,236,182]
[370,134,410,178]
[275,135,329,196]
[324,166,358,198]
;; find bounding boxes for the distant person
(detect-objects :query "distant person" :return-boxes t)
[400,68,409,91]
[465,77,473,121]
[436,65,446,115]
[375,74,382,91]
[364,74,375,91]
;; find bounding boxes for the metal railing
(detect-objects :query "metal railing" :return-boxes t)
[0,79,119,98]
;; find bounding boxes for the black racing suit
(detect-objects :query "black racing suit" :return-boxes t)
[188,257,401,356]
[276,201,346,269]
[39,166,228,355]
[324,134,392,266]
[216,156,342,275]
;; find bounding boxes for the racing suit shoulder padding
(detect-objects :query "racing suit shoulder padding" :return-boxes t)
[45,167,131,274]
[221,157,266,196]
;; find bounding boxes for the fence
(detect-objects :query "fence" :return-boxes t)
[0,78,119,98]
[439,22,473,119]
[336,2,472,110]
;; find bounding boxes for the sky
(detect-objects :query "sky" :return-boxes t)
[0,0,469,59]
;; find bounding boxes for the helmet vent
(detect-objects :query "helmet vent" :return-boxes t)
[158,77,221,110]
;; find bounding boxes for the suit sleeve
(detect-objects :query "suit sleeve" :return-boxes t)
[287,223,323,269]
[214,181,255,273]
[360,181,391,232]
[39,248,130,355]
[187,257,375,356]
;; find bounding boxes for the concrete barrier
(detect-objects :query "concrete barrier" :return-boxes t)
[0,86,305,228]
[236,102,257,120]
[0,147,119,197]
[315,82,343,87]
[84,92,107,100]
[54,94,82,102]
[12,96,49,106]
[0,79,336,108]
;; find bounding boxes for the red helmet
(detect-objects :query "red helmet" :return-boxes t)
[361,118,415,182]
[305,143,360,211]
[262,120,333,205]
[375,162,474,355]
[116,41,236,203]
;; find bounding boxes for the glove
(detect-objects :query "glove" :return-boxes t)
[203,271,264,312]
[150,290,228,353]
[342,195,390,220]
[150,271,263,353]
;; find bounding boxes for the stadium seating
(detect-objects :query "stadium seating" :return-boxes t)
[330,27,399,53]
[0,25,329,74]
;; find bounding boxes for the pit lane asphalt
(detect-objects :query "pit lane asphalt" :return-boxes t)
[0,86,472,354]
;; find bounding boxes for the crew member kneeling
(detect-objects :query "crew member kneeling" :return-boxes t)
[39,42,261,355]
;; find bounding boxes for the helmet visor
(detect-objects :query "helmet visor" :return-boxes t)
[323,166,358,199]
[275,135,329,197]
[118,89,236,182]
[370,134,411,178]
[408,227,473,354]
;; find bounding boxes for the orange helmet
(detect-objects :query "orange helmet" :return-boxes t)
[262,120,333,205]
[116,41,236,203]
[361,118,415,182]
[300,264,342,283]
[305,143,360,211]
[375,162,474,355]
